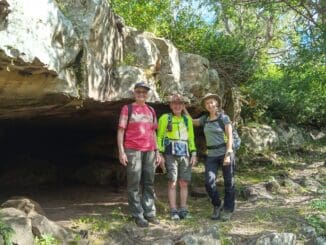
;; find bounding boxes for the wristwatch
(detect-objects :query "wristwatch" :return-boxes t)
[225,151,233,157]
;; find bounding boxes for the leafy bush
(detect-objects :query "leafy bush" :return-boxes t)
[243,61,326,126]
[0,218,14,245]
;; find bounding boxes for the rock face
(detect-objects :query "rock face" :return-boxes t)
[0,197,75,244]
[0,0,225,120]
[0,0,235,187]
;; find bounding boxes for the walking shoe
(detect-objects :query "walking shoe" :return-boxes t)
[134,217,149,227]
[220,210,233,221]
[145,216,160,224]
[178,208,192,219]
[211,205,222,220]
[170,209,180,221]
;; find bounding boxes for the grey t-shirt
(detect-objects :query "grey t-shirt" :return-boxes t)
[199,113,231,157]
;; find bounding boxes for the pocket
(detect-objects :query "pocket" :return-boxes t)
[172,141,188,156]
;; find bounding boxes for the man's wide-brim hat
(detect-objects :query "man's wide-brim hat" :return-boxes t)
[168,93,189,104]
[201,93,222,109]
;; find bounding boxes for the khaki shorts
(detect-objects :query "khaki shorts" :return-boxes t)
[164,155,191,182]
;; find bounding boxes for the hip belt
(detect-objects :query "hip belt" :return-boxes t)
[207,143,226,150]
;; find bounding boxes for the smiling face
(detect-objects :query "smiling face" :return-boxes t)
[170,101,184,116]
[133,88,149,103]
[204,97,219,113]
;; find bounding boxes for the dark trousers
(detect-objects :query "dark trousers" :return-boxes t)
[205,154,235,212]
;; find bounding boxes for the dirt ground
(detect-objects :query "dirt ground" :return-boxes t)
[0,160,324,244]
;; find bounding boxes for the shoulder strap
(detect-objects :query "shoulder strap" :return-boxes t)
[168,113,172,122]
[146,104,155,124]
[127,104,132,127]
[217,114,225,132]
[127,104,155,126]
[182,114,188,129]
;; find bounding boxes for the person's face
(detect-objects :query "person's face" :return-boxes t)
[170,101,184,116]
[134,88,149,102]
[204,98,218,112]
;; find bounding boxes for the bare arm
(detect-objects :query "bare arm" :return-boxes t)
[183,106,201,126]
[117,127,128,166]
[223,124,233,165]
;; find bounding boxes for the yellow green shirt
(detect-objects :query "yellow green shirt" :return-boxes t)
[157,113,196,154]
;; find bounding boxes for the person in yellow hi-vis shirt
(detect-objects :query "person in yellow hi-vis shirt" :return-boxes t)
[157,93,197,220]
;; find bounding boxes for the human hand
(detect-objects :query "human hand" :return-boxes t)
[119,152,128,166]
[223,152,232,166]
[190,155,197,166]
[155,152,162,167]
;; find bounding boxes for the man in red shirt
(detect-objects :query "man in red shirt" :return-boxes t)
[117,82,161,227]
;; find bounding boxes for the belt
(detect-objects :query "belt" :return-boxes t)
[207,143,226,150]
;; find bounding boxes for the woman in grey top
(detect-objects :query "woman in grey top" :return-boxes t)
[185,93,235,221]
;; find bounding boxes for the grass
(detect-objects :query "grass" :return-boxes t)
[73,206,130,234]
[69,138,325,243]
[34,234,60,245]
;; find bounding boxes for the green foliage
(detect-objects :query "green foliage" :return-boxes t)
[110,0,325,126]
[0,218,14,245]
[242,60,326,125]
[311,199,326,212]
[74,207,129,233]
[34,234,60,245]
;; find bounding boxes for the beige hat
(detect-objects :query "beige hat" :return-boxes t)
[201,93,222,110]
[167,93,189,104]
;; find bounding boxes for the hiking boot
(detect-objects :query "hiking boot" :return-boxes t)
[220,210,233,221]
[134,217,149,227]
[145,216,160,224]
[211,205,222,220]
[170,209,180,221]
[178,208,192,219]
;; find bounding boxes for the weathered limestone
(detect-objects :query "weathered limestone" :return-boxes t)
[0,0,223,119]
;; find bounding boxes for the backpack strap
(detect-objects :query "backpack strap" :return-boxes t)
[127,103,132,127]
[146,105,155,124]
[127,103,155,127]
[167,113,188,130]
[182,114,188,129]
[217,114,225,132]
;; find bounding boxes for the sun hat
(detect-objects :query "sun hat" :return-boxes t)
[168,93,189,104]
[201,93,222,109]
[134,82,150,91]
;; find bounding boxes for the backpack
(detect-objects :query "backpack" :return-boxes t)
[166,113,188,131]
[126,103,155,126]
[204,113,241,151]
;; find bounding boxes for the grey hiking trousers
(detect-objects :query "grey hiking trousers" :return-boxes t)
[125,149,156,219]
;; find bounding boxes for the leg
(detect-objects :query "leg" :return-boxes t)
[178,156,191,219]
[178,156,191,209]
[165,155,180,220]
[205,156,223,207]
[141,151,156,218]
[222,155,235,212]
[168,181,177,210]
[179,179,188,209]
[125,149,143,219]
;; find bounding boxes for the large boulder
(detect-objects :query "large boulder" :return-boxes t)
[0,208,34,245]
[0,0,225,120]
[1,196,45,216]
[0,198,75,243]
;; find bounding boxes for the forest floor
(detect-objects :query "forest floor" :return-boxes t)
[1,139,325,244]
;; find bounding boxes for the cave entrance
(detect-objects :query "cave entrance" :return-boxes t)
[0,102,131,202]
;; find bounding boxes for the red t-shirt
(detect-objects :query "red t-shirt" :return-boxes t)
[118,103,157,151]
